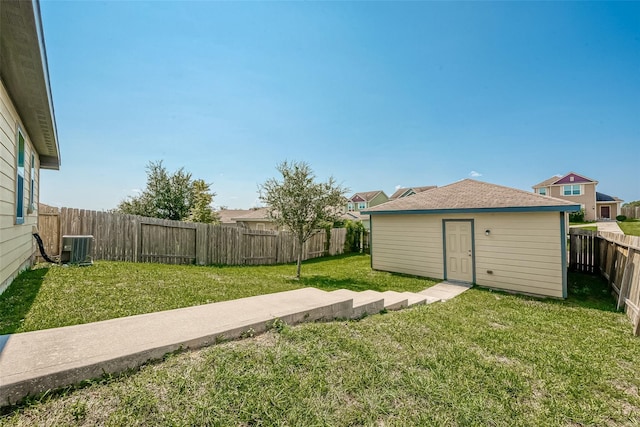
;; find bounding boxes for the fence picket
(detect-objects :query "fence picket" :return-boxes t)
[569,228,640,336]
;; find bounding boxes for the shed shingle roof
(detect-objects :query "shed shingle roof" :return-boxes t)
[364,179,579,213]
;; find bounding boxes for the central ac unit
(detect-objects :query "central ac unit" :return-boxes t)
[60,235,94,265]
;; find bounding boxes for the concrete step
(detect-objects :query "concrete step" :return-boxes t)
[401,291,440,306]
[330,289,385,318]
[379,290,409,310]
[346,290,407,311]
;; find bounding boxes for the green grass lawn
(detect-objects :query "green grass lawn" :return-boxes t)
[571,225,597,231]
[1,267,638,426]
[618,219,640,236]
[0,254,436,334]
[569,221,596,226]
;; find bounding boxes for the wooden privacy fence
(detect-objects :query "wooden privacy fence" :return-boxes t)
[37,205,347,266]
[569,229,640,335]
[621,206,640,219]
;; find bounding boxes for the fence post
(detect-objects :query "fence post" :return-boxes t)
[608,243,618,288]
[569,232,576,271]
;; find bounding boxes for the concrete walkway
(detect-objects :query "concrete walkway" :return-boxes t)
[0,283,471,406]
[596,221,624,234]
[419,281,473,301]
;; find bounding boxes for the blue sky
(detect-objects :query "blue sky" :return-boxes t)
[39,1,639,210]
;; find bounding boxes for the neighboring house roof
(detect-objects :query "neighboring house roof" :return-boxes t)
[389,185,437,200]
[232,207,272,222]
[217,209,253,224]
[0,0,60,169]
[533,172,598,188]
[364,179,580,214]
[340,211,369,221]
[533,175,563,188]
[348,191,386,203]
[596,192,623,203]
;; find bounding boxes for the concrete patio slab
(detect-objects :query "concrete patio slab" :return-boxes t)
[0,288,352,406]
[0,281,470,407]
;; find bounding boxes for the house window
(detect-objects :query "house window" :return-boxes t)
[256,223,265,231]
[347,202,354,211]
[358,202,366,210]
[538,188,547,196]
[563,185,581,196]
[29,153,36,212]
[15,130,25,224]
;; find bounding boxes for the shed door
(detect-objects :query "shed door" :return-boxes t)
[600,206,610,219]
[445,221,473,283]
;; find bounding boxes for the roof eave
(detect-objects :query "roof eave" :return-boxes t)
[0,0,60,169]
[363,205,581,215]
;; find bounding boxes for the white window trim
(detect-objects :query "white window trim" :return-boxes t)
[28,152,36,213]
[15,128,26,225]
[563,184,582,196]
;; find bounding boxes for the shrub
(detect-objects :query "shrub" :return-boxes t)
[616,215,627,222]
[343,220,365,253]
[569,209,585,223]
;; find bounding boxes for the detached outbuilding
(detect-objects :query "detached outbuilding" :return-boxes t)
[363,180,580,298]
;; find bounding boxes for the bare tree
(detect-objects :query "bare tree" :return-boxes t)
[259,161,348,278]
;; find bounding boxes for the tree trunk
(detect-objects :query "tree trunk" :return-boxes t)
[296,237,304,278]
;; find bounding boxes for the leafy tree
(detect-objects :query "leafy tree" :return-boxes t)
[187,179,220,223]
[623,200,640,208]
[259,160,348,278]
[117,161,219,223]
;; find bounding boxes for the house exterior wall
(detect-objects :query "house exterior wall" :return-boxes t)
[548,183,597,221]
[368,192,389,209]
[0,81,40,293]
[371,214,444,278]
[371,211,564,298]
[597,203,619,220]
[347,192,389,212]
[238,221,281,232]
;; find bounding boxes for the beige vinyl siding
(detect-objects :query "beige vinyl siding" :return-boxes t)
[371,211,564,298]
[371,214,443,278]
[0,80,39,293]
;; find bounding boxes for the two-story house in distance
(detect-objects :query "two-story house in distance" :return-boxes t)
[532,172,623,221]
[346,191,389,230]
